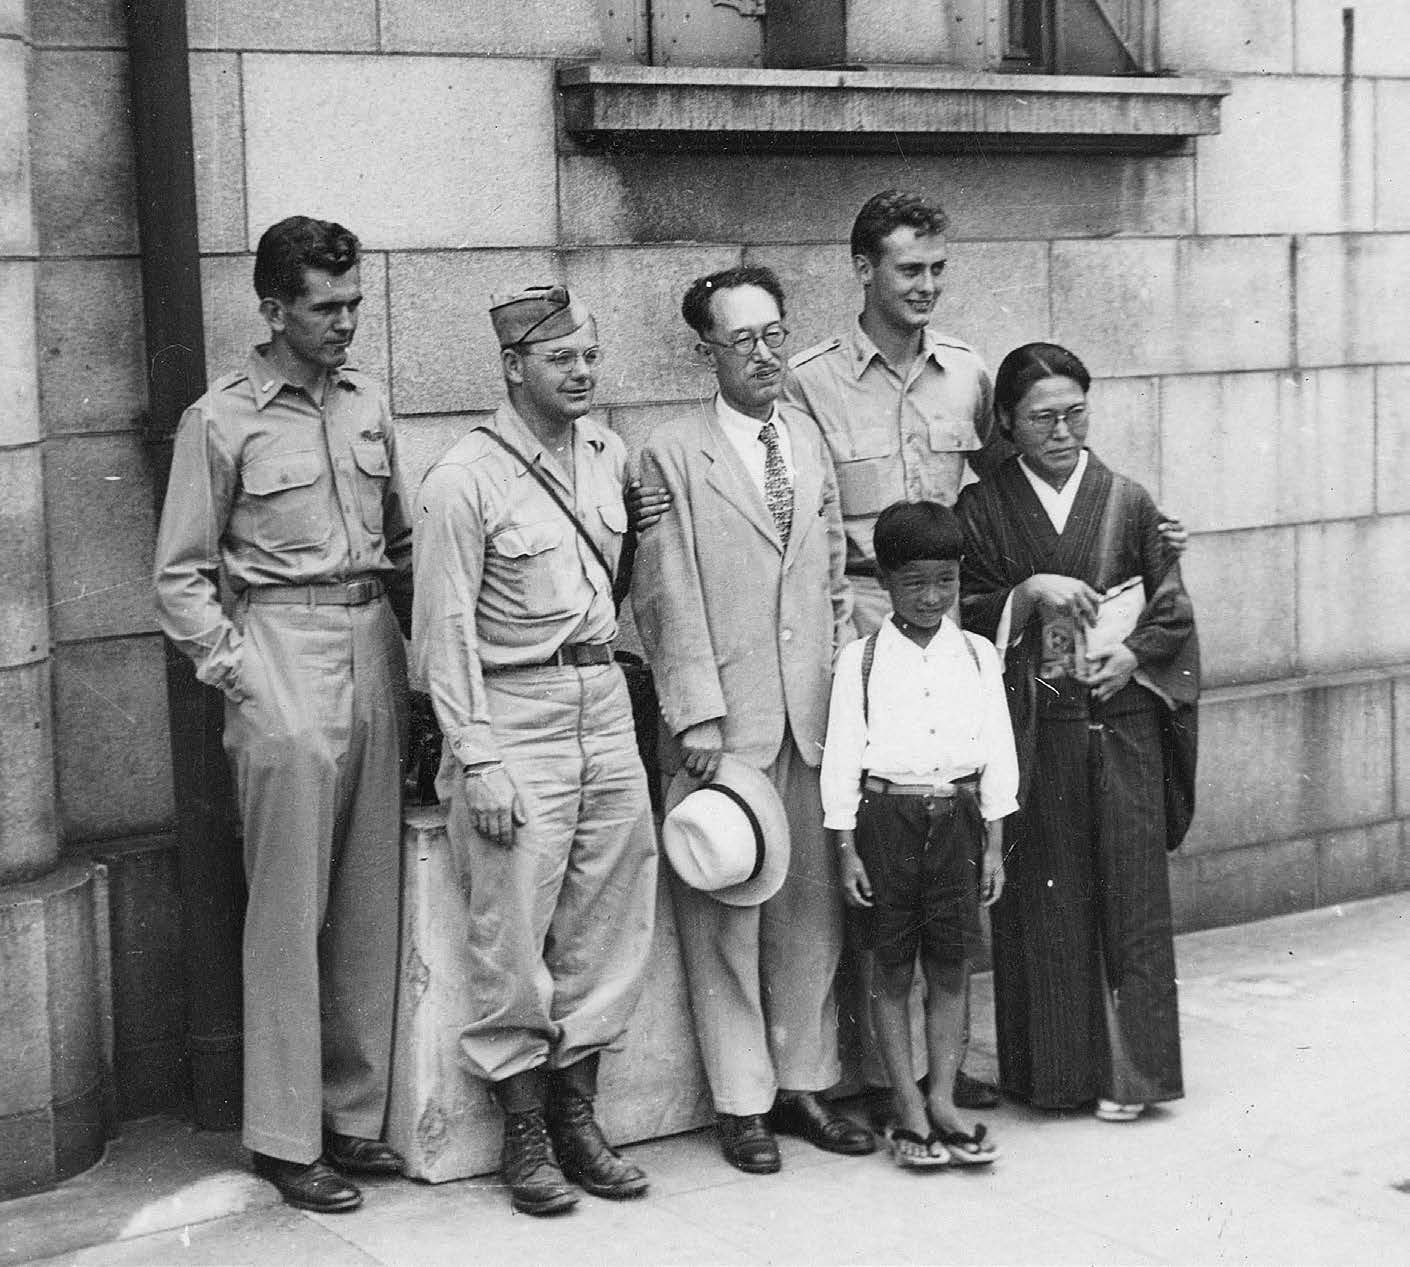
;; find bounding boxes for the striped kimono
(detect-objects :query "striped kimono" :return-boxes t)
[956,451,1198,1109]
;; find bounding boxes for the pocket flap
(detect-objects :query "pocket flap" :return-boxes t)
[927,416,980,453]
[843,427,893,461]
[492,520,563,558]
[597,502,628,534]
[242,450,322,496]
[352,441,392,478]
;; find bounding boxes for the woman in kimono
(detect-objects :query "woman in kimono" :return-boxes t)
[956,342,1199,1121]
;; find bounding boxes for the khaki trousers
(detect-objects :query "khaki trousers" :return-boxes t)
[670,733,844,1115]
[225,597,408,1163]
[449,663,657,1083]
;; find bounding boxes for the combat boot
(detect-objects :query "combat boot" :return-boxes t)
[547,1055,649,1200]
[492,1068,578,1217]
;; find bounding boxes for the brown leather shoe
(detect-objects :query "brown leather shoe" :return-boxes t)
[717,1113,781,1174]
[252,1153,362,1213]
[323,1132,405,1176]
[547,1086,648,1200]
[769,1091,875,1155]
[501,1109,579,1217]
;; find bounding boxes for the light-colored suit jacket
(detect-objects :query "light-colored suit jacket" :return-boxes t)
[633,400,851,770]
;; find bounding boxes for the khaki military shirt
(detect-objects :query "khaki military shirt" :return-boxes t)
[412,403,628,768]
[153,347,413,697]
[781,320,993,570]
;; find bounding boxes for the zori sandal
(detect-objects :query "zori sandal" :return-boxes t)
[884,1126,950,1169]
[933,1121,999,1166]
[1095,1099,1146,1122]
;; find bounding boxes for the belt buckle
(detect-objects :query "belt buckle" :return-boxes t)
[347,578,375,605]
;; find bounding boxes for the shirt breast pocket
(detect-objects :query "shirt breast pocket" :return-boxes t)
[597,501,627,538]
[834,426,900,517]
[489,520,572,615]
[235,450,331,552]
[351,441,391,536]
[927,415,980,454]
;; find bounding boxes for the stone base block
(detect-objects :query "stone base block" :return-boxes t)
[387,807,711,1183]
[0,861,114,1198]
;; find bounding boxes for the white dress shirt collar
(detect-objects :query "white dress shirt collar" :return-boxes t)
[713,393,794,495]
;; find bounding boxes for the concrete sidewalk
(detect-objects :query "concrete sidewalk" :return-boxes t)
[6,892,1409,1266]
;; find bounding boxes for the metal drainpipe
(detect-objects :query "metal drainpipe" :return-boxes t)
[123,0,244,1130]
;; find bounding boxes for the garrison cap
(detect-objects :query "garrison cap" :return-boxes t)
[489,284,593,347]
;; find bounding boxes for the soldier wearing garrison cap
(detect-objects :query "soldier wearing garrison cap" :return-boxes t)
[412,284,657,1218]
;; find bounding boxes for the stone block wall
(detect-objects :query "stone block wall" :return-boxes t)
[17,0,1410,1125]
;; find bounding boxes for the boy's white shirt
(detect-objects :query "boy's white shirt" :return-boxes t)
[820,616,1021,831]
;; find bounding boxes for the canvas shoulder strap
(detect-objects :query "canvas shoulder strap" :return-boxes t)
[860,630,879,729]
[472,426,615,592]
[959,630,982,674]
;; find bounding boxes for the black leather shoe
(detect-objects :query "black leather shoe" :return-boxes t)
[770,1091,875,1156]
[717,1113,781,1174]
[252,1153,363,1213]
[501,1109,579,1217]
[547,1086,649,1199]
[323,1132,405,1176]
[954,1070,1001,1110]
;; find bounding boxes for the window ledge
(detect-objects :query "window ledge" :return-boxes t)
[558,64,1229,155]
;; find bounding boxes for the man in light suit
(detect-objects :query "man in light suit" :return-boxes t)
[633,265,873,1174]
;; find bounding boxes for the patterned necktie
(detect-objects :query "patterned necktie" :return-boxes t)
[758,420,793,547]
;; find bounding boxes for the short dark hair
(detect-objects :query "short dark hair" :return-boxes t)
[680,265,787,339]
[992,342,1092,431]
[253,216,360,302]
[850,190,950,261]
[873,500,964,572]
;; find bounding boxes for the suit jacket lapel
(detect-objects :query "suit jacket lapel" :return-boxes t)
[699,403,782,552]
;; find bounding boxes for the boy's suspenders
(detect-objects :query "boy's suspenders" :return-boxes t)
[860,625,982,729]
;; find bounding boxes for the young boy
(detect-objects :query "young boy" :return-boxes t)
[820,500,1020,1167]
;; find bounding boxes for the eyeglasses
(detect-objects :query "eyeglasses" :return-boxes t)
[700,325,789,357]
[1018,404,1089,435]
[520,346,604,372]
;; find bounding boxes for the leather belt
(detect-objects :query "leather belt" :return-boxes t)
[845,560,877,578]
[863,773,979,799]
[484,642,615,674]
[246,577,384,607]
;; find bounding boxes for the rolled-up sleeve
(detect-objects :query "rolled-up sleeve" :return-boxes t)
[152,404,244,696]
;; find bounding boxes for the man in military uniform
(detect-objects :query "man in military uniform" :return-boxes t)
[782,190,998,636]
[412,286,656,1217]
[154,216,411,1212]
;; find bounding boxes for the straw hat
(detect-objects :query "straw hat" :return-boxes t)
[661,754,791,907]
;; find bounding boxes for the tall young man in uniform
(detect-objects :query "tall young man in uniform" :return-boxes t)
[154,216,412,1212]
[634,266,871,1175]
[413,286,657,1217]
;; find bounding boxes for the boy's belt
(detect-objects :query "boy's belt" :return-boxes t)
[863,772,979,799]
[484,641,615,673]
[246,577,384,607]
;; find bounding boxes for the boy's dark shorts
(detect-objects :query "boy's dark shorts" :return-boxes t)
[851,786,984,970]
